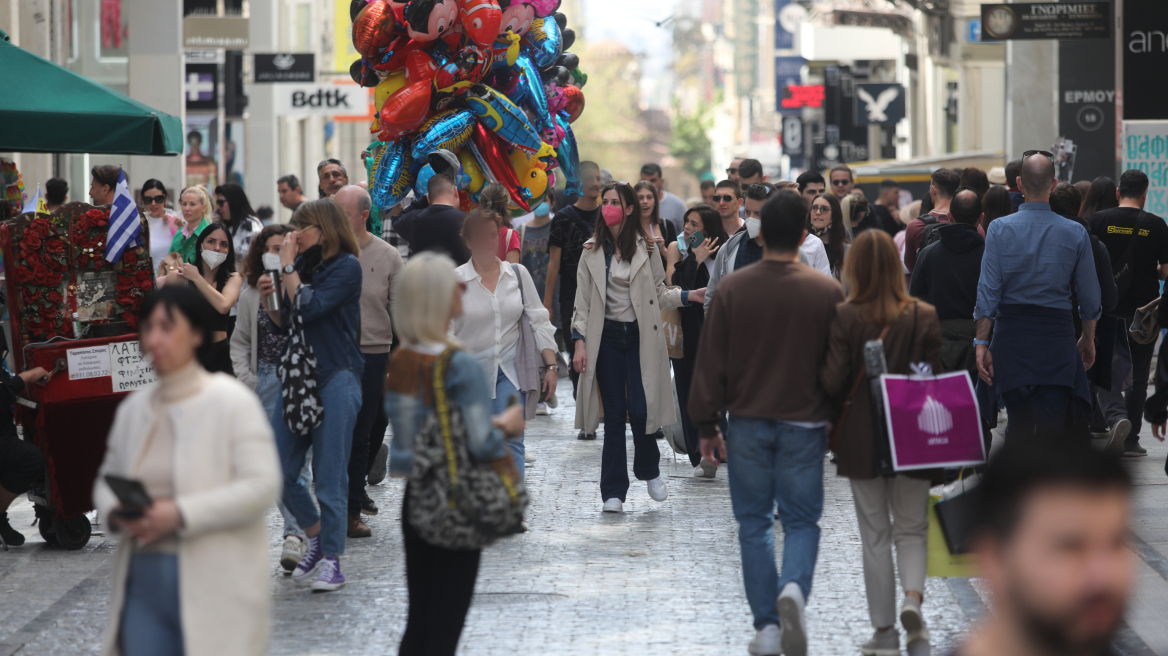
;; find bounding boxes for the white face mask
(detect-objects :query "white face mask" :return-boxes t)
[202,249,228,270]
[677,234,689,256]
[746,217,761,239]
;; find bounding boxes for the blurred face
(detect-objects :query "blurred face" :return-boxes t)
[983,486,1132,655]
[278,182,300,210]
[215,194,231,221]
[640,172,663,195]
[201,228,230,256]
[682,211,702,236]
[739,169,763,186]
[702,186,715,205]
[880,186,900,205]
[712,186,740,220]
[180,191,205,222]
[319,163,348,196]
[802,182,825,205]
[637,189,656,217]
[744,197,766,221]
[89,178,113,205]
[810,197,833,230]
[263,234,283,255]
[467,220,500,259]
[143,189,167,217]
[581,167,602,200]
[140,303,202,376]
[830,170,853,197]
[727,158,744,182]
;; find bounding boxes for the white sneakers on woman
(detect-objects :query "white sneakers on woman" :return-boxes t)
[647,477,669,501]
[602,499,623,513]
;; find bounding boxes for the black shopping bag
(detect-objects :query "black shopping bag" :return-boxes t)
[934,484,983,555]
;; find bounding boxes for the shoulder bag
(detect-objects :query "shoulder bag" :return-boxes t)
[829,323,892,453]
[407,349,529,550]
[278,287,323,436]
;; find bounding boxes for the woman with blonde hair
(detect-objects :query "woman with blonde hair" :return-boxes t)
[819,229,942,656]
[385,252,525,656]
[171,186,214,264]
[256,198,364,592]
[479,182,521,263]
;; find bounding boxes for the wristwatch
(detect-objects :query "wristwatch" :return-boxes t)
[546,364,559,372]
[282,264,296,275]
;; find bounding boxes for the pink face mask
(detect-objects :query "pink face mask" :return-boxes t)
[602,204,624,227]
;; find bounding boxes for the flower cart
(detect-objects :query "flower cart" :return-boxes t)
[1,203,154,549]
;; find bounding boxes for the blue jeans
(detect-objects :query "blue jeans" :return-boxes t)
[121,552,183,656]
[726,416,826,629]
[493,367,525,480]
[271,369,362,557]
[595,320,659,502]
[258,364,310,540]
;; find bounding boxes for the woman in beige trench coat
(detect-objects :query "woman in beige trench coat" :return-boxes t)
[571,182,705,513]
[93,285,281,656]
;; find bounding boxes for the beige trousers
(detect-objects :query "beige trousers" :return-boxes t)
[850,475,931,628]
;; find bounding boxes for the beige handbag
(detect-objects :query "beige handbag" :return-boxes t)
[661,285,684,360]
[1130,297,1161,345]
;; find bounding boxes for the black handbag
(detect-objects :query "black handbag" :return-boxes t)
[934,471,983,555]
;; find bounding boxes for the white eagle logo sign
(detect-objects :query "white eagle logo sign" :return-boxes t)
[857,86,900,123]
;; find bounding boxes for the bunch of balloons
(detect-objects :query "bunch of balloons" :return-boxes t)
[350,0,587,216]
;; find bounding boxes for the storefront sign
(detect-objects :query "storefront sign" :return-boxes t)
[274,84,372,117]
[110,341,157,392]
[775,56,806,116]
[1122,121,1168,216]
[1059,37,1116,183]
[1124,0,1168,120]
[254,53,315,83]
[854,83,906,125]
[183,16,250,49]
[780,84,825,110]
[67,346,111,381]
[980,3,1109,41]
[185,64,218,112]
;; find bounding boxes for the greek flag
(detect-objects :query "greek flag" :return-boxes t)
[105,169,142,263]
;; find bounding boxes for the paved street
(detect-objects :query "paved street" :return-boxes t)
[3,383,1168,655]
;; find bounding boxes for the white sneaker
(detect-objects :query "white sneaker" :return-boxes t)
[748,624,782,656]
[861,627,900,656]
[647,477,668,501]
[546,393,558,408]
[902,595,930,656]
[536,403,549,415]
[279,535,306,573]
[778,582,807,656]
[694,459,718,478]
[602,498,623,513]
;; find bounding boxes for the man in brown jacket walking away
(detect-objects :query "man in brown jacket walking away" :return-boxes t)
[690,190,844,656]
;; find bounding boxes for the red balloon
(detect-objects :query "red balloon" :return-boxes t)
[404,49,439,84]
[379,80,433,139]
[562,85,585,123]
[353,1,397,58]
[471,123,530,212]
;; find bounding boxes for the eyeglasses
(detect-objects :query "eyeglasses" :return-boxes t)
[831,179,851,186]
[811,205,831,214]
[1023,149,1054,162]
[726,167,738,175]
[143,194,166,204]
[712,194,736,203]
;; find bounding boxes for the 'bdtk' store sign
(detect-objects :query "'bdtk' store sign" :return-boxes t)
[274,85,371,118]
[980,3,1109,40]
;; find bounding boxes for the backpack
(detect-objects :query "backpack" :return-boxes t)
[913,213,941,259]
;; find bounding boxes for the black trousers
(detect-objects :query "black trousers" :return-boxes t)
[399,496,481,656]
[348,351,389,514]
[671,356,700,467]
[1126,337,1157,443]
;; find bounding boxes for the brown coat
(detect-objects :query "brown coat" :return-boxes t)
[820,300,943,480]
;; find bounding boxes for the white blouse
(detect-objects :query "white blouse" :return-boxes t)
[604,256,637,322]
[451,259,558,397]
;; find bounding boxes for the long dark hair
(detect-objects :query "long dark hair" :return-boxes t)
[632,180,664,232]
[213,183,256,230]
[141,179,168,202]
[1080,176,1119,223]
[981,185,1014,232]
[593,182,648,260]
[684,204,728,252]
[139,285,213,364]
[243,224,293,287]
[194,222,237,291]
[813,193,849,274]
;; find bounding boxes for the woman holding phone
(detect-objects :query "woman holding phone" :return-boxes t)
[93,285,281,656]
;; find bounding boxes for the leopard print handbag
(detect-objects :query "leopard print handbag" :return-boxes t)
[407,349,528,550]
[278,288,324,436]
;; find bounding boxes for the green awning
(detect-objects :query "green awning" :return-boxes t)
[0,29,183,156]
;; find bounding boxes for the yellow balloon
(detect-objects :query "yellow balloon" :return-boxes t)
[511,149,548,199]
[375,72,407,110]
[458,149,485,193]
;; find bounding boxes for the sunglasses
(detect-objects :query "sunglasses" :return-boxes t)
[831,179,851,186]
[811,205,831,214]
[1023,149,1054,162]
[726,167,738,175]
[143,194,166,204]
[712,194,736,203]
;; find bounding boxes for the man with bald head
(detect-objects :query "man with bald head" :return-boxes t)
[335,185,403,537]
[974,153,1101,443]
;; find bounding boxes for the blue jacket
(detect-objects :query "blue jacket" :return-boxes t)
[281,252,365,386]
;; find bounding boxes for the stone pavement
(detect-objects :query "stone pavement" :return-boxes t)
[4,383,1168,655]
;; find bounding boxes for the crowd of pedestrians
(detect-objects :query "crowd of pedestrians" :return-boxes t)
[46,148,1154,656]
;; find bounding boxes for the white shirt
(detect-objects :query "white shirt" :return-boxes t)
[800,233,832,277]
[146,212,176,271]
[604,256,637,322]
[451,260,558,396]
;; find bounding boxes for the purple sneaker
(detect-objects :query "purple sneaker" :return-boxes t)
[291,535,323,583]
[311,556,345,592]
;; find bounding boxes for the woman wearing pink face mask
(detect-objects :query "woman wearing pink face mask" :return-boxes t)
[570,182,707,513]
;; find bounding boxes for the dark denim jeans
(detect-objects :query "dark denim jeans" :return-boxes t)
[596,320,659,501]
[1002,384,1074,442]
[349,351,389,514]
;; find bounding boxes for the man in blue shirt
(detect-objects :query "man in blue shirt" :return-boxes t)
[974,153,1102,442]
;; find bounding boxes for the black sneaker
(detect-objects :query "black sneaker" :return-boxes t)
[1124,442,1148,457]
[577,430,596,441]
[0,512,25,547]
[360,493,378,516]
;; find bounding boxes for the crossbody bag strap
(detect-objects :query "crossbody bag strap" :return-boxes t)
[432,349,459,507]
[840,322,894,408]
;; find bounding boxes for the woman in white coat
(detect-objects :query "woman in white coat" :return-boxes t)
[571,182,706,513]
[93,285,281,656]
[451,209,559,479]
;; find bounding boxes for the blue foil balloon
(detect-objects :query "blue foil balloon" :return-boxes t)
[466,84,553,157]
[414,165,437,198]
[554,113,582,199]
[410,109,477,162]
[515,51,555,136]
[371,137,415,211]
[524,16,563,69]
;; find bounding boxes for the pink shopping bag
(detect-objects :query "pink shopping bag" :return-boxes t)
[879,371,986,471]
